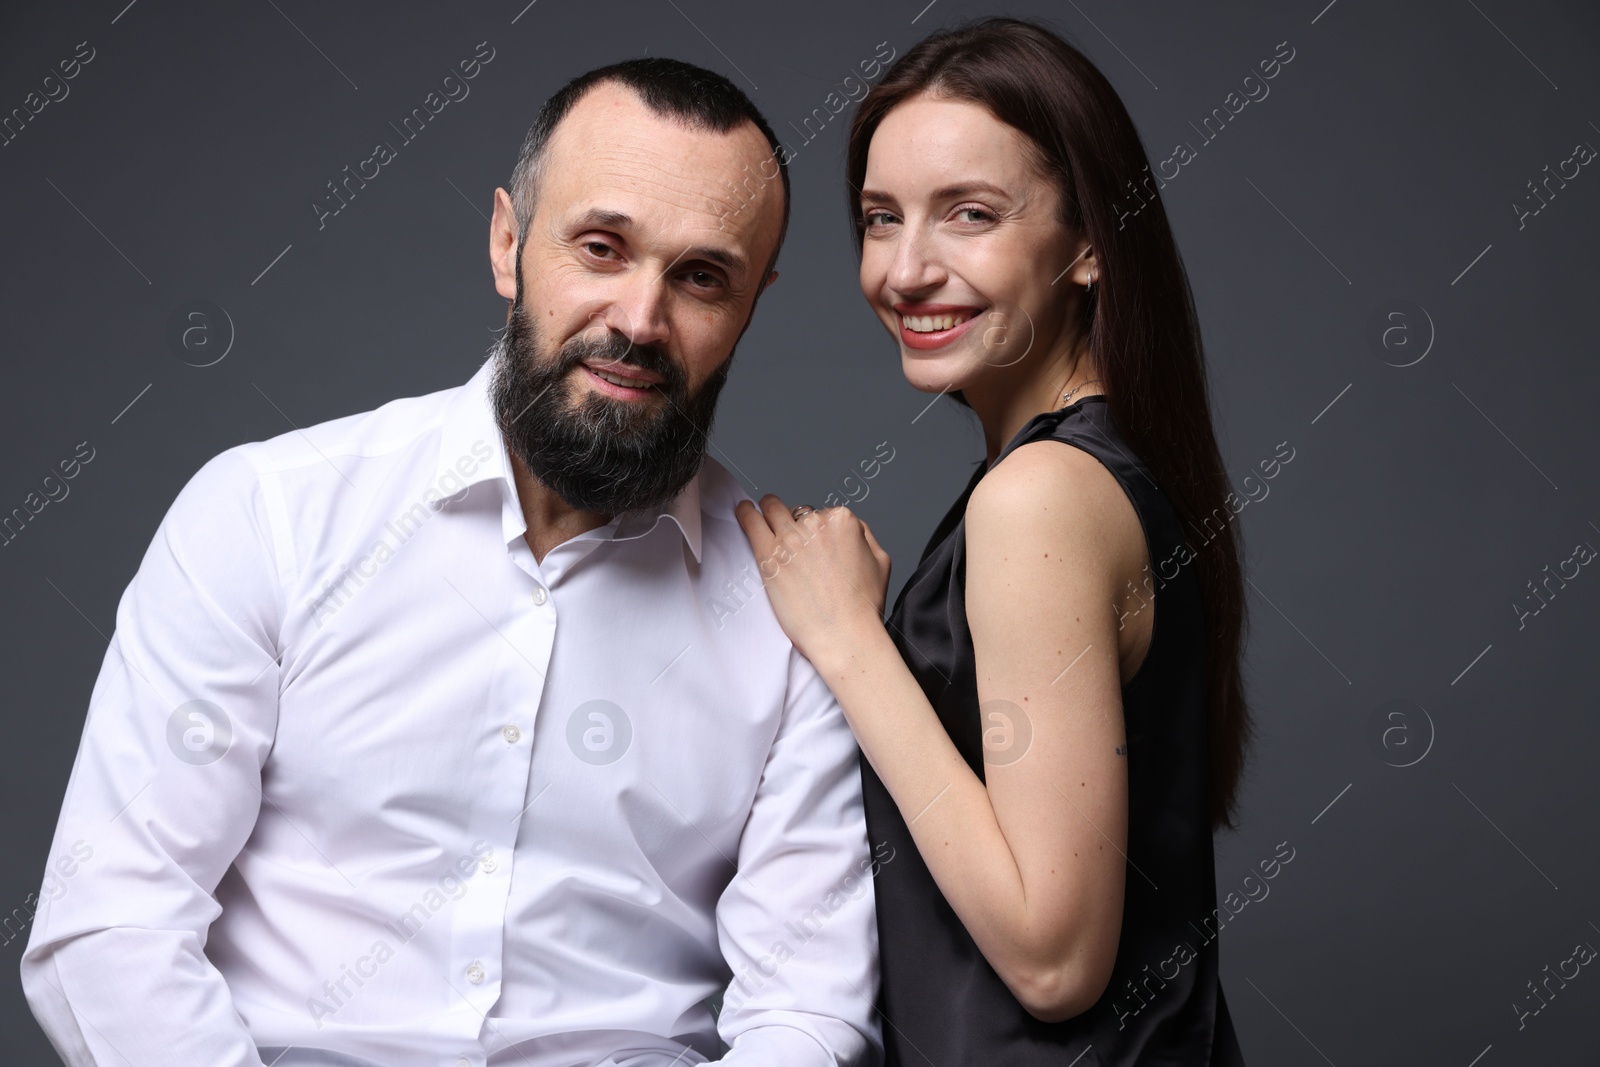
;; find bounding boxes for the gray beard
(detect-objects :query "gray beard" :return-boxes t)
[488,282,732,516]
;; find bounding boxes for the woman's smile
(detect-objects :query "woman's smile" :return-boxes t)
[894,302,986,349]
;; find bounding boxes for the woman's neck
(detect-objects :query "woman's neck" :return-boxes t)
[967,341,1102,468]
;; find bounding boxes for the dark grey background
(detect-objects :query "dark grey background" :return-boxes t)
[3,0,1597,1063]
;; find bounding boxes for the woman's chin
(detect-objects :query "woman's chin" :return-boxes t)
[901,358,972,396]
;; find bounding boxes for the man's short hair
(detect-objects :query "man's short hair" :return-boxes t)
[508,57,791,271]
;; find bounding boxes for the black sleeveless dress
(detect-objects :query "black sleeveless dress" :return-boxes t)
[860,395,1246,1065]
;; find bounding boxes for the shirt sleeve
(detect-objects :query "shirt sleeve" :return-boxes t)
[20,446,286,1067]
[711,647,884,1067]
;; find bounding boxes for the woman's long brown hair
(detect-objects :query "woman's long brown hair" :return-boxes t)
[846,16,1251,830]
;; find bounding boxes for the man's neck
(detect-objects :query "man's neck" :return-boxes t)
[507,449,615,565]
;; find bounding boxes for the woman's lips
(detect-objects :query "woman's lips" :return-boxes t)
[896,308,985,351]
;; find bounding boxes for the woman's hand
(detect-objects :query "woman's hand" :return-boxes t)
[734,495,892,668]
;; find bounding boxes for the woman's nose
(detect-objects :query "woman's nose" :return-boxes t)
[886,228,946,294]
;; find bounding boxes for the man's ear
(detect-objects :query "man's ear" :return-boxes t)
[763,270,779,290]
[490,187,519,301]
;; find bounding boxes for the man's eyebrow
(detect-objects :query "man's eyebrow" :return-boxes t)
[568,207,747,278]
[679,244,745,276]
[570,207,634,231]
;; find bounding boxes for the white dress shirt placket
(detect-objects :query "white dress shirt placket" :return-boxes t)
[444,504,616,1062]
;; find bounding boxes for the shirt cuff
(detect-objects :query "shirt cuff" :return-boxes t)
[714,1023,841,1067]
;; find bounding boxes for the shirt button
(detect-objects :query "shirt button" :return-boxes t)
[531,586,548,606]
[502,724,521,744]
[481,855,497,873]
[466,961,485,984]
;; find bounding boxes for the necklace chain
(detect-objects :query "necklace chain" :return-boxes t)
[1060,378,1102,406]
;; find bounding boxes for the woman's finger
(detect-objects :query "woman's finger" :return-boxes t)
[734,498,776,553]
[756,493,795,531]
[860,520,890,565]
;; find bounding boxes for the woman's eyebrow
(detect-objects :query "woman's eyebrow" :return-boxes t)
[926,181,1011,200]
[860,181,1013,204]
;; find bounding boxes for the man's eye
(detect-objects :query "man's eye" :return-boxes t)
[685,270,722,289]
[585,242,613,258]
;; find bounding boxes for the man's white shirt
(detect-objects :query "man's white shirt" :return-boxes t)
[21,357,883,1067]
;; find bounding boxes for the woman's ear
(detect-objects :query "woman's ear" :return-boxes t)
[1070,241,1097,290]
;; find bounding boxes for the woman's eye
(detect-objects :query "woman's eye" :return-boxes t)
[956,207,994,223]
[863,210,895,227]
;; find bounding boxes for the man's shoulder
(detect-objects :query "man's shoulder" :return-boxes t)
[695,453,743,508]
[232,374,467,479]
[164,370,479,576]
[693,453,759,550]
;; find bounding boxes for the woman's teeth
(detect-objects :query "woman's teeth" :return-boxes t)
[902,311,976,333]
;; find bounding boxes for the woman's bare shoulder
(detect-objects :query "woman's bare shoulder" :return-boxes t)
[966,437,1140,554]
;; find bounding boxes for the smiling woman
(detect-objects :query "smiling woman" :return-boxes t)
[737,15,1251,1066]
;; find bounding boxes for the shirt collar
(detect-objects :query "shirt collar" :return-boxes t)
[438,357,703,564]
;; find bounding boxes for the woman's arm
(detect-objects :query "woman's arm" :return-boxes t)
[736,438,1145,1022]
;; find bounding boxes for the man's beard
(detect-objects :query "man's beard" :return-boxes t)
[489,276,733,516]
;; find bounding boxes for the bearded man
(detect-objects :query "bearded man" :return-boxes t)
[22,58,881,1067]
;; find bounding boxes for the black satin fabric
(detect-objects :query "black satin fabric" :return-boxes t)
[861,396,1246,1066]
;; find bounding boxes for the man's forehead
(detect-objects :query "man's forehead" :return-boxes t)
[553,79,765,161]
[542,82,782,253]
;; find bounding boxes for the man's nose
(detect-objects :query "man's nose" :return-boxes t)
[592,265,672,352]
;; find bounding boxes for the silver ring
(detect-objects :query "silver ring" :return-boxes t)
[790,504,817,520]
